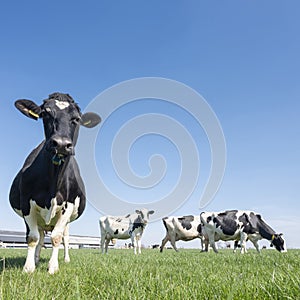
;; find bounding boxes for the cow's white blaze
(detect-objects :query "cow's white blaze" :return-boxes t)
[55,100,70,110]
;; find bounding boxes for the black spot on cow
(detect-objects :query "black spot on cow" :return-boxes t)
[197,223,202,234]
[239,213,256,234]
[130,216,144,235]
[214,210,239,236]
[178,215,194,230]
[114,229,119,235]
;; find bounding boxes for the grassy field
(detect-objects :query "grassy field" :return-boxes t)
[0,248,299,300]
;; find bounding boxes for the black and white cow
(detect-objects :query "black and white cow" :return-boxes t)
[200,210,287,253]
[9,93,101,273]
[99,208,154,254]
[160,215,207,252]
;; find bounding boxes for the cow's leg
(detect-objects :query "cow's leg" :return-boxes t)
[131,235,137,255]
[100,237,107,254]
[35,228,44,265]
[49,230,63,274]
[136,235,142,254]
[233,240,239,253]
[24,213,39,273]
[200,236,209,252]
[207,232,218,253]
[240,232,248,254]
[160,235,169,252]
[252,240,260,253]
[100,235,106,253]
[248,236,260,253]
[104,237,110,254]
[63,224,70,263]
[169,234,179,252]
[48,212,72,274]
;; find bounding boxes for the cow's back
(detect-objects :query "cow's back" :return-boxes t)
[101,216,131,239]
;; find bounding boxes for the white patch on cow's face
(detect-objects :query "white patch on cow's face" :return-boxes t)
[55,100,70,110]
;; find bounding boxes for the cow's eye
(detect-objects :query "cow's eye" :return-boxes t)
[71,117,80,124]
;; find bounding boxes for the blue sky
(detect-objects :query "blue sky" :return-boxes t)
[0,1,299,249]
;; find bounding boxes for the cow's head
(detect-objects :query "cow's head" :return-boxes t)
[270,233,287,252]
[15,92,101,165]
[135,209,155,226]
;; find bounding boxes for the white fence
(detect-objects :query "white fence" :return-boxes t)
[0,230,100,249]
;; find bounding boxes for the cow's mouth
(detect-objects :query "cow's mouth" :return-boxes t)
[52,153,66,166]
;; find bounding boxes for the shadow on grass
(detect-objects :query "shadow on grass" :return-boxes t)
[0,256,48,272]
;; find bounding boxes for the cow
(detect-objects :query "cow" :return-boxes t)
[99,208,154,254]
[9,92,101,273]
[200,210,287,254]
[160,215,207,252]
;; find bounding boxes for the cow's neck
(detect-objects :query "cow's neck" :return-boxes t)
[257,220,276,241]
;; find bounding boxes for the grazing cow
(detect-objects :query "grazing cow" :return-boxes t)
[9,93,101,273]
[99,209,154,254]
[200,210,287,253]
[160,215,207,252]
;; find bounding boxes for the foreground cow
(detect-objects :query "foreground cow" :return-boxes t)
[9,93,101,273]
[99,209,154,254]
[160,215,207,252]
[200,210,287,253]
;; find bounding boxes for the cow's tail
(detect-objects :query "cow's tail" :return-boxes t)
[162,217,168,231]
[200,212,207,225]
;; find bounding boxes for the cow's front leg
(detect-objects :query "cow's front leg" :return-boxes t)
[48,230,62,274]
[48,216,71,274]
[24,214,40,273]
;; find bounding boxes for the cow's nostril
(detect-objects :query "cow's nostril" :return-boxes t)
[66,143,73,150]
[52,140,58,147]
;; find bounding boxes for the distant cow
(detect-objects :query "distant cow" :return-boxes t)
[160,215,207,252]
[200,210,287,253]
[99,209,154,254]
[9,93,101,273]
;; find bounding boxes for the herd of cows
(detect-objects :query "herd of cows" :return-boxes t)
[100,208,286,256]
[8,93,287,274]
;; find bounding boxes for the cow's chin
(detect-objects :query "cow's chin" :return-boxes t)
[52,153,69,166]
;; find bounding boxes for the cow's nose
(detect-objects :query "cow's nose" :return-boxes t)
[51,137,73,155]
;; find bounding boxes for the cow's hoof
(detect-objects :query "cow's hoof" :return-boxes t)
[23,265,35,274]
[48,264,59,274]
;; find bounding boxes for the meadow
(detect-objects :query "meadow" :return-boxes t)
[0,248,299,300]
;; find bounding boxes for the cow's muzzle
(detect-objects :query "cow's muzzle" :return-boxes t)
[49,136,74,165]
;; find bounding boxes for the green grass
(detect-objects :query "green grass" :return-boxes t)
[0,248,299,299]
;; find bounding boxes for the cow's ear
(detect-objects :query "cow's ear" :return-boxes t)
[149,210,155,215]
[15,99,41,120]
[81,112,101,128]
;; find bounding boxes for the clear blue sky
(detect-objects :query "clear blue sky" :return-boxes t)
[0,1,299,249]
